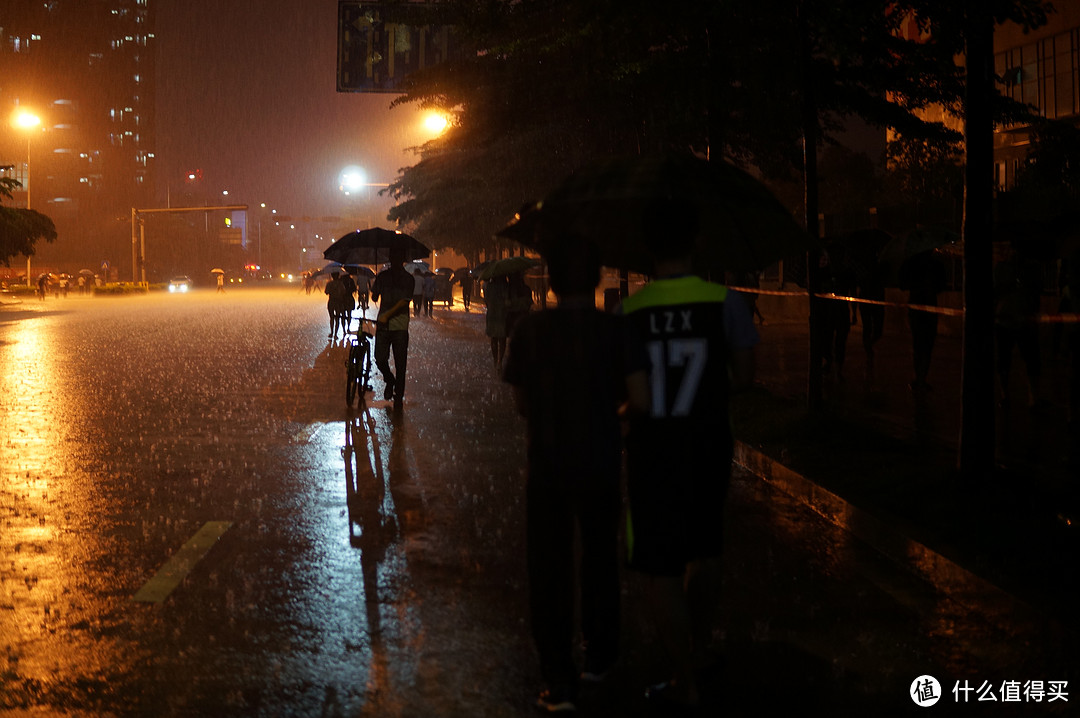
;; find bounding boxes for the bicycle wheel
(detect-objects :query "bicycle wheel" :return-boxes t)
[346,343,360,405]
[359,340,373,394]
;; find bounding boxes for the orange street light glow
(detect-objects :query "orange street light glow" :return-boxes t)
[13,110,41,130]
[423,113,448,134]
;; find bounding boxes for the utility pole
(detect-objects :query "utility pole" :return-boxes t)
[131,205,248,283]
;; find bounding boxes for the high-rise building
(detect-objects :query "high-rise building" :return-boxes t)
[0,0,155,268]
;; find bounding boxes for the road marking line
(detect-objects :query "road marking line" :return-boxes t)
[132,521,232,604]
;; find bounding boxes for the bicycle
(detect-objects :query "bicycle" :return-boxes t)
[346,316,376,406]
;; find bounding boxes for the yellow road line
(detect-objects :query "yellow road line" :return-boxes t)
[132,521,232,603]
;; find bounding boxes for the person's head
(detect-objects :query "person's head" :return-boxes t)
[641,197,699,266]
[544,232,601,298]
[331,271,340,280]
[388,246,407,267]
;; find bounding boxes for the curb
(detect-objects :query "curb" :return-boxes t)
[733,440,1047,632]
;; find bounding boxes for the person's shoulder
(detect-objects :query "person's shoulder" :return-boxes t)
[622,276,727,312]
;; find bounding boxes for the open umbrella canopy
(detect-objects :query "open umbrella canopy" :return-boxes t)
[469,261,493,279]
[878,226,960,269]
[324,227,430,266]
[210,268,225,274]
[310,262,345,279]
[405,260,432,276]
[498,153,810,276]
[477,256,539,280]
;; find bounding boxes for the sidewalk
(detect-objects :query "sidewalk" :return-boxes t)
[442,288,1078,625]
[440,289,1079,622]
[732,302,1080,626]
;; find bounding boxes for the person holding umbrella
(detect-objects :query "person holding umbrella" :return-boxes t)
[370,247,415,405]
[503,233,649,712]
[458,268,474,310]
[485,275,510,369]
[324,271,349,339]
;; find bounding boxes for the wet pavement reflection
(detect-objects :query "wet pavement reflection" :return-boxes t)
[0,289,1074,716]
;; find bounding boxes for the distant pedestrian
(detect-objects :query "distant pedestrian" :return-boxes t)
[857,260,887,377]
[355,272,371,313]
[371,249,415,406]
[621,200,758,713]
[460,272,474,310]
[503,234,649,713]
[216,273,226,294]
[340,270,358,332]
[899,249,946,392]
[485,275,510,370]
[37,274,48,301]
[412,268,424,317]
[423,272,436,317]
[324,271,349,339]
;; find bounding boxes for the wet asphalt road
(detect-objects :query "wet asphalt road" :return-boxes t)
[0,287,1074,717]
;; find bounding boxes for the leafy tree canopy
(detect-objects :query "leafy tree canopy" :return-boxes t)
[0,177,57,267]
[384,0,1051,255]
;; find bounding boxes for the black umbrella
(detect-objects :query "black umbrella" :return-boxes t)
[878,226,960,271]
[324,227,430,266]
[498,153,810,276]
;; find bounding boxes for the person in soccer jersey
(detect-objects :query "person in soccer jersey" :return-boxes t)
[621,200,759,711]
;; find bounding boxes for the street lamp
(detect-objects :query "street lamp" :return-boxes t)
[423,112,449,135]
[13,110,41,286]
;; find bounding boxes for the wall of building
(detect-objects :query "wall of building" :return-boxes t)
[0,0,156,271]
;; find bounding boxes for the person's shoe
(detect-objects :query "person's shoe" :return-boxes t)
[536,688,576,713]
[383,384,394,401]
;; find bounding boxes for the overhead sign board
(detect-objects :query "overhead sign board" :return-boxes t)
[337,1,458,93]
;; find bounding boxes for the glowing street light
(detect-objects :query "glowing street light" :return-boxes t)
[338,165,368,195]
[423,112,449,135]
[12,111,41,210]
[13,110,42,286]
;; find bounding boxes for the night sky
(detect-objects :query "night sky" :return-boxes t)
[154,0,434,226]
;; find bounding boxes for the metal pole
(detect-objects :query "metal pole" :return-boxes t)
[139,220,147,284]
[25,139,31,287]
[131,208,139,282]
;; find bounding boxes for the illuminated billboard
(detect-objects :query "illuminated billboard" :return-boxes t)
[337,1,458,93]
